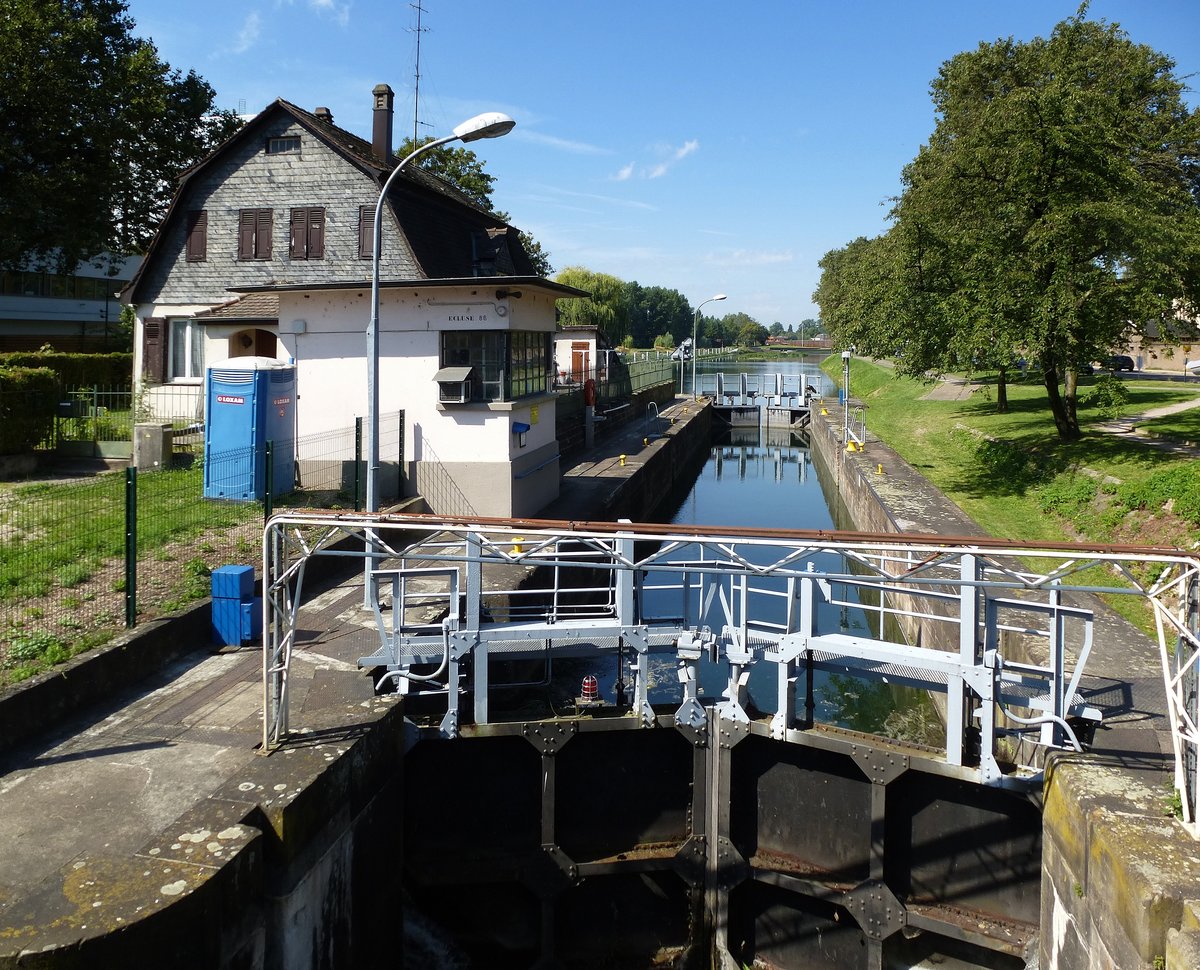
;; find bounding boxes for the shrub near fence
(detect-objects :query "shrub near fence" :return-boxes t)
[0,352,132,387]
[0,370,59,453]
[0,413,403,687]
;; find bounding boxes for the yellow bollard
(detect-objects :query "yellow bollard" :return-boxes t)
[643,437,649,446]
[846,441,857,453]
[820,407,828,416]
[512,537,524,554]
[619,454,626,466]
[876,463,884,475]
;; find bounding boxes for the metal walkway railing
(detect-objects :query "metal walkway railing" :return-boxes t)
[260,513,1200,834]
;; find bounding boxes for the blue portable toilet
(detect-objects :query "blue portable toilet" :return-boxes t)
[204,357,296,500]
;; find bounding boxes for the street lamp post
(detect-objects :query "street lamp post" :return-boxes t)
[366,111,516,515]
[691,294,726,399]
[841,348,853,443]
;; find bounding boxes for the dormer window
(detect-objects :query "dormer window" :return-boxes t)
[267,136,301,155]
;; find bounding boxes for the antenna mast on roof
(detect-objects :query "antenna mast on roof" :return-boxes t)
[409,2,431,143]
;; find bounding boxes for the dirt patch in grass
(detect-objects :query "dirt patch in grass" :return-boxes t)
[1,519,262,687]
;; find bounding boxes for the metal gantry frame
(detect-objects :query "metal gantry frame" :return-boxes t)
[261,512,1200,832]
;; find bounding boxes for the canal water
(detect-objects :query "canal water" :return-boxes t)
[645,357,930,734]
[404,359,936,967]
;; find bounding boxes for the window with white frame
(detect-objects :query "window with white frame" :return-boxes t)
[169,318,204,380]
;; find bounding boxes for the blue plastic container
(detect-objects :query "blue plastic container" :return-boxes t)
[211,564,254,600]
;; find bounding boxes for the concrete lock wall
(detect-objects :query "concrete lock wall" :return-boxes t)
[12,394,1198,967]
[806,402,1200,970]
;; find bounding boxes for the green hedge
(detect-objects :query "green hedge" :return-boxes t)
[0,351,132,386]
[0,366,58,454]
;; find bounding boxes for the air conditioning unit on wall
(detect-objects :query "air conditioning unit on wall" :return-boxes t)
[434,366,473,405]
[438,380,471,404]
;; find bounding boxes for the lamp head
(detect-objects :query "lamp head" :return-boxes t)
[453,112,516,143]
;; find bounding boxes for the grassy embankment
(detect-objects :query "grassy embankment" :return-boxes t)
[821,357,1200,631]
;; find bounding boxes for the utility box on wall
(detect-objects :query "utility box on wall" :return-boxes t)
[203,357,296,500]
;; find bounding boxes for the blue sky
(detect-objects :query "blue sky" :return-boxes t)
[128,0,1199,326]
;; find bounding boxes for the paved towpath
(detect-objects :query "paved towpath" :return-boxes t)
[0,396,699,957]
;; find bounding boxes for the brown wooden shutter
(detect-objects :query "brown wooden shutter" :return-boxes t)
[238,210,255,259]
[309,207,324,259]
[256,208,272,258]
[186,210,207,261]
[289,208,304,259]
[143,317,167,383]
[289,208,326,259]
[359,205,373,258]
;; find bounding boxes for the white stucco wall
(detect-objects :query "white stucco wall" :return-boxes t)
[274,284,559,467]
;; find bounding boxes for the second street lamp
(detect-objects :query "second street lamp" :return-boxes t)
[692,294,726,399]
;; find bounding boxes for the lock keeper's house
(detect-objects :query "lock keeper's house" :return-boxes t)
[123,84,585,517]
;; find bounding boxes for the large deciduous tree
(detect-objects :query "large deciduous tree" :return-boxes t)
[0,0,241,270]
[398,135,554,277]
[817,8,1200,439]
[625,282,693,347]
[554,266,630,344]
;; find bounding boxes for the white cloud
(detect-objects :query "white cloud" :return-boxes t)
[232,13,261,54]
[674,139,699,161]
[621,139,701,180]
[515,130,613,156]
[309,0,352,27]
[533,184,657,212]
[709,249,795,267]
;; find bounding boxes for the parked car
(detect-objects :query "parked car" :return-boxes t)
[1106,354,1135,372]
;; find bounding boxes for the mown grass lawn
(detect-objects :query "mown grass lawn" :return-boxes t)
[1,466,265,686]
[823,359,1200,631]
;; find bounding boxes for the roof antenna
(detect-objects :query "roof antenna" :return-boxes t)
[408,2,430,143]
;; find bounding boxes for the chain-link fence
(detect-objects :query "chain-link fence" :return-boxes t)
[0,412,403,686]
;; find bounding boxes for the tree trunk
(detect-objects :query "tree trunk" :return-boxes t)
[1043,367,1081,440]
[996,366,1009,413]
[1062,369,1078,428]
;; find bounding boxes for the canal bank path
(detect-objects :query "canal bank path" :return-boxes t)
[0,396,705,959]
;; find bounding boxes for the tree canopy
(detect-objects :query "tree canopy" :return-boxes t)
[398,134,553,277]
[624,282,693,347]
[814,8,1200,439]
[554,266,631,344]
[0,0,242,270]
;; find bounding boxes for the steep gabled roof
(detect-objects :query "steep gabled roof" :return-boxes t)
[125,94,535,303]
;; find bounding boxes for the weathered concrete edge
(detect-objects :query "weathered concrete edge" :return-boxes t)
[0,692,409,968]
[0,602,213,758]
[807,400,1200,970]
[0,406,713,966]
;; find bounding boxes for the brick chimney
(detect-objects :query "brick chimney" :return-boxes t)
[314,106,333,124]
[371,84,394,166]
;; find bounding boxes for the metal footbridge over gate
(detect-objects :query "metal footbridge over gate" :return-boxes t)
[261,513,1200,969]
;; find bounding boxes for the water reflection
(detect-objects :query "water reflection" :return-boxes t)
[644,361,935,740]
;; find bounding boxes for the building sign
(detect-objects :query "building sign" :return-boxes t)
[530,405,539,425]
[443,311,490,325]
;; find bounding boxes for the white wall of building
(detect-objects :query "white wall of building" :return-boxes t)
[275,283,559,471]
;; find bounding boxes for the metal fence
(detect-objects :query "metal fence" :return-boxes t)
[0,384,206,457]
[555,356,678,454]
[0,412,403,685]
